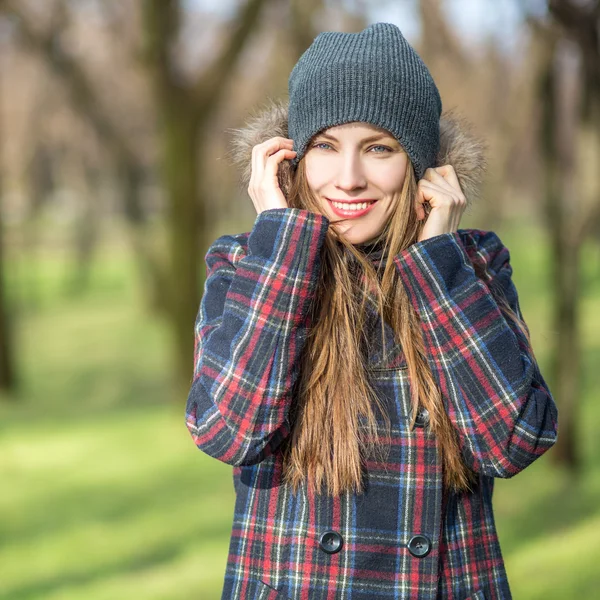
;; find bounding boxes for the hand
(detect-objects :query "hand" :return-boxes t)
[248,136,297,214]
[415,165,467,242]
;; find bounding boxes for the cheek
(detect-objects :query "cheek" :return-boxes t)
[371,164,406,195]
[305,155,334,191]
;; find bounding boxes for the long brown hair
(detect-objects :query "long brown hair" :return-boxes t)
[281,155,536,497]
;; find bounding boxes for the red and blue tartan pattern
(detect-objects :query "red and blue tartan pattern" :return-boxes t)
[185,208,558,600]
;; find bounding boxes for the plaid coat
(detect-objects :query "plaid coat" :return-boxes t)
[185,207,558,600]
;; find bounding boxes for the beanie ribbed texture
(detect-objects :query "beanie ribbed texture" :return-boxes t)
[288,22,442,180]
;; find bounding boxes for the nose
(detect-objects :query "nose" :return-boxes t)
[334,152,367,191]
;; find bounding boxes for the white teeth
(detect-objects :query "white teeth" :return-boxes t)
[331,201,372,211]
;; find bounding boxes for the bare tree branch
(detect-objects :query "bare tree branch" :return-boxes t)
[141,0,182,99]
[3,0,138,166]
[418,0,470,71]
[548,0,600,90]
[193,0,270,121]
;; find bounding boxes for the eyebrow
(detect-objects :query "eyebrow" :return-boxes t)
[316,131,396,144]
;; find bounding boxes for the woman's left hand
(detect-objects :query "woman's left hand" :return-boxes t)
[415,165,467,242]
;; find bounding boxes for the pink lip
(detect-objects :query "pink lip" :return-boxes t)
[326,198,378,218]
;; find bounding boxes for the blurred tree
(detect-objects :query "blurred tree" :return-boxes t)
[418,0,469,71]
[141,0,271,392]
[418,0,498,225]
[0,175,17,395]
[527,0,600,469]
[0,1,161,305]
[417,0,548,228]
[61,151,102,296]
[0,8,17,394]
[3,0,273,393]
[289,0,325,56]
[0,114,15,393]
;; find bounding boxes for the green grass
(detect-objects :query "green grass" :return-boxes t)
[0,406,235,600]
[504,511,600,599]
[1,222,599,599]
[1,243,236,599]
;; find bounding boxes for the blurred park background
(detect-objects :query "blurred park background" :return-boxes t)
[0,0,599,598]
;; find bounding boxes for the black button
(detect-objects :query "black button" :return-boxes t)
[414,407,430,428]
[407,534,432,558]
[319,531,343,554]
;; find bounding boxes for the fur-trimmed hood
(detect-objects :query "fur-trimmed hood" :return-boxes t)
[228,98,487,208]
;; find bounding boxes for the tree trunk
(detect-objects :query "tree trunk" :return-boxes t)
[540,35,582,469]
[0,179,17,395]
[143,0,271,394]
[549,235,581,467]
[161,95,202,394]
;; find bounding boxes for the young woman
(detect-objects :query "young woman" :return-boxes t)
[185,23,558,600]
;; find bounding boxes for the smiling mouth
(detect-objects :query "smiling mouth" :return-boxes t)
[327,198,377,209]
[326,198,378,218]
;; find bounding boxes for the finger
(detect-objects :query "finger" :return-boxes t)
[258,137,295,158]
[418,181,466,209]
[417,180,452,202]
[251,146,258,190]
[415,196,426,221]
[415,191,432,222]
[435,165,463,195]
[423,168,458,195]
[415,182,456,221]
[264,149,297,179]
[251,142,267,189]
[259,136,294,145]
[252,138,292,179]
[415,185,435,220]
[257,143,294,182]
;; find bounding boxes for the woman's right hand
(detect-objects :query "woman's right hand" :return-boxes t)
[248,137,297,214]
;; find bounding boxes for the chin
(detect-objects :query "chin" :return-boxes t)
[349,234,373,245]
[333,225,380,246]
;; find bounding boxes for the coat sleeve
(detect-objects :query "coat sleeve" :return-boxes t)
[393,229,558,478]
[185,207,330,466]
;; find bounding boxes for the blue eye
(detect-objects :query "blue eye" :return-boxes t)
[311,142,392,152]
[369,145,392,153]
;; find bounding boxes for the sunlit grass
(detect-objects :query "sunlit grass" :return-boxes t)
[505,511,600,598]
[0,405,235,600]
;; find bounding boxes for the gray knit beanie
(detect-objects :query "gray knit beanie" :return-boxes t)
[288,22,442,180]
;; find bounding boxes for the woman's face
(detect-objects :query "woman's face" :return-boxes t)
[304,122,409,245]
